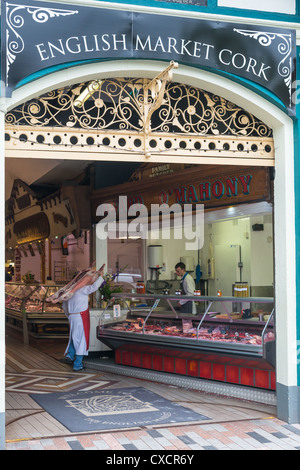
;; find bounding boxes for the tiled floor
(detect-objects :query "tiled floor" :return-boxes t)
[5,333,300,451]
[5,419,300,450]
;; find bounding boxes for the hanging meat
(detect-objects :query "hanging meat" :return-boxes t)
[46,268,100,303]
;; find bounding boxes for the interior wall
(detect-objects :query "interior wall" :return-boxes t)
[146,214,273,292]
[107,238,144,276]
[9,233,91,283]
[250,215,274,287]
[17,247,41,282]
[49,233,90,281]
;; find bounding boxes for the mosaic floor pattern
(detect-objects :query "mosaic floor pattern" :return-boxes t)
[6,369,118,394]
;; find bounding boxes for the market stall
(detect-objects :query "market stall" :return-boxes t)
[97,293,275,390]
[5,282,69,342]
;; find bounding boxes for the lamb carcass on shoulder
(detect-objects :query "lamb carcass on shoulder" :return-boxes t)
[46,268,100,303]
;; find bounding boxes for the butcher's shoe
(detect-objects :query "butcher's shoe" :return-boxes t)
[60,357,74,365]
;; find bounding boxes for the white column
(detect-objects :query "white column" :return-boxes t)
[0,110,6,450]
[273,120,298,422]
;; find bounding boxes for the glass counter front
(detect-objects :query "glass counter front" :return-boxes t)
[5,282,67,339]
[97,293,275,365]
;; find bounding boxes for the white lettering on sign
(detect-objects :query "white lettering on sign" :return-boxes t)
[219,49,271,81]
[35,34,129,61]
[135,34,214,60]
[35,33,272,83]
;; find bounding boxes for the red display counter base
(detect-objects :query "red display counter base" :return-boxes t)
[115,344,276,390]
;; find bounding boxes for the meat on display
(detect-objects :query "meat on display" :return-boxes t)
[105,318,275,345]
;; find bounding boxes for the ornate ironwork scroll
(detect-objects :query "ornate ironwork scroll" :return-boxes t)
[4,2,78,87]
[234,29,293,107]
[5,79,272,138]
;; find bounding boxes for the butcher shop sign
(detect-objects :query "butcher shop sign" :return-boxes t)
[91,166,271,217]
[1,0,296,114]
[158,174,253,205]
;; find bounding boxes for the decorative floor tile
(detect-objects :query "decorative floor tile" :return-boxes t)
[67,440,85,450]
[6,370,118,394]
[247,431,270,443]
[5,339,300,451]
[284,424,300,435]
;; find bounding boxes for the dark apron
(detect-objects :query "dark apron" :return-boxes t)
[180,273,193,314]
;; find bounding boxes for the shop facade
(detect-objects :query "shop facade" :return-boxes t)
[0,0,299,448]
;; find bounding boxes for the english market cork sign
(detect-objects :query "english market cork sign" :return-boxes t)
[1,0,296,115]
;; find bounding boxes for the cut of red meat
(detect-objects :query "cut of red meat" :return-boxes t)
[104,319,268,347]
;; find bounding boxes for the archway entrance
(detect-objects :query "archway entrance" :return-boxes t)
[3,62,296,425]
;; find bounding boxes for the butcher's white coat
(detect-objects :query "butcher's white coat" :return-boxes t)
[62,276,103,314]
[63,276,103,356]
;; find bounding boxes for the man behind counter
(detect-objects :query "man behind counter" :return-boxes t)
[175,262,196,314]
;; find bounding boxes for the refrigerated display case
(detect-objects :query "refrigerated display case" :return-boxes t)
[97,293,275,390]
[5,282,68,341]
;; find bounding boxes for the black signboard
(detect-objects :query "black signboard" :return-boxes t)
[1,0,296,114]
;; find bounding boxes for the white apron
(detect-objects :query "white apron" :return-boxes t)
[65,309,90,356]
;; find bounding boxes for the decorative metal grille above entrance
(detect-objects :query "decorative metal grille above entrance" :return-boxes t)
[5,78,274,165]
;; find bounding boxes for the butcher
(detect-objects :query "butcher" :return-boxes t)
[175,262,196,315]
[62,264,105,371]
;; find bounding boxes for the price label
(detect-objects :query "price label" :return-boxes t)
[113,304,121,318]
